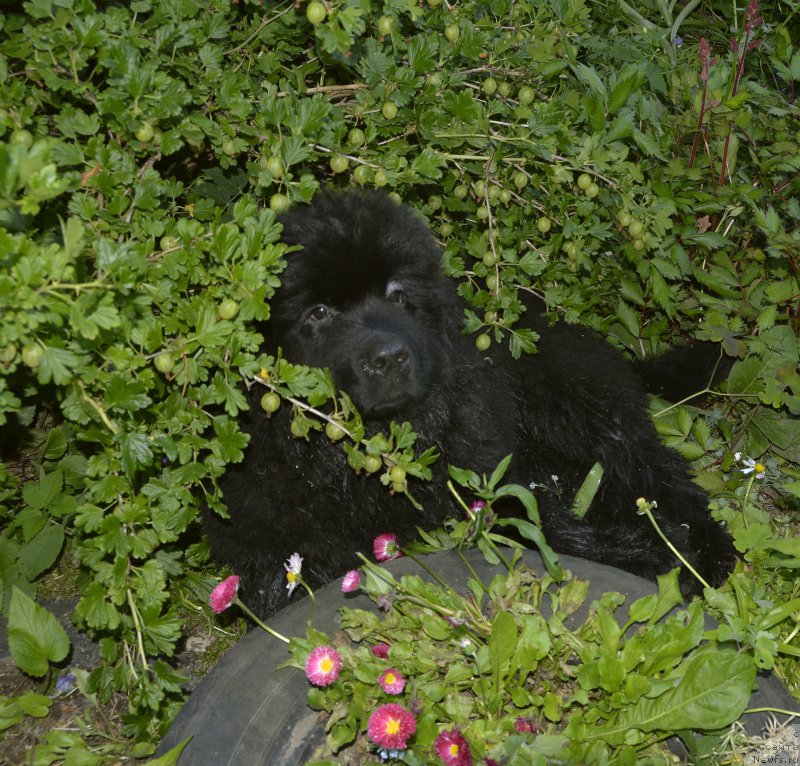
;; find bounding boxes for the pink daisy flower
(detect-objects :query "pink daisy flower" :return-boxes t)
[377,668,405,695]
[367,703,416,750]
[514,716,538,734]
[210,575,240,614]
[304,645,342,687]
[373,533,403,562]
[435,728,473,766]
[341,569,361,593]
[371,643,390,659]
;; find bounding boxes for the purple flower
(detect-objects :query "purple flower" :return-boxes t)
[56,671,76,693]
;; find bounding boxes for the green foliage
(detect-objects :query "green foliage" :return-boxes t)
[0,692,51,737]
[0,0,798,757]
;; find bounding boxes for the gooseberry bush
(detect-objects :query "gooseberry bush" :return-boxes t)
[0,0,799,760]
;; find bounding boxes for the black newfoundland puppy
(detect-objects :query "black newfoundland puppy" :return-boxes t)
[207,190,736,617]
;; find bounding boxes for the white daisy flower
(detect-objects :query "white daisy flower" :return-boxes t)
[284,552,303,596]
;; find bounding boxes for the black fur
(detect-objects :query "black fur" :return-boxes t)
[206,191,736,617]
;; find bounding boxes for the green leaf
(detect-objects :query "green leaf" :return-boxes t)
[607,112,635,141]
[633,129,663,158]
[608,75,638,114]
[19,524,65,581]
[21,469,64,512]
[649,568,682,624]
[7,587,70,677]
[410,147,445,179]
[16,692,52,718]
[104,374,152,412]
[141,737,192,765]
[571,63,606,97]
[494,483,540,525]
[570,462,604,519]
[609,645,755,736]
[118,432,154,477]
[37,345,80,385]
[212,416,250,463]
[489,611,518,693]
[515,614,550,670]
[487,454,513,490]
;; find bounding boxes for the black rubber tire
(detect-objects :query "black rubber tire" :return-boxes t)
[159,550,797,764]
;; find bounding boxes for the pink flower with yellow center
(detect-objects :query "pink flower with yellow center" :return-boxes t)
[373,533,402,562]
[377,668,405,694]
[366,703,416,750]
[210,575,240,614]
[304,645,342,687]
[434,728,472,766]
[341,569,361,593]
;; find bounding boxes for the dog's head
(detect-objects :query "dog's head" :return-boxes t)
[267,191,456,418]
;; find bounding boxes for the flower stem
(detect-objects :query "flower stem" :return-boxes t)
[300,578,317,605]
[233,598,289,643]
[482,532,515,573]
[404,552,451,592]
[454,546,487,594]
[636,501,710,590]
[740,474,756,528]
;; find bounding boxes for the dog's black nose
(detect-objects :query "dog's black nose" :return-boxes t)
[365,339,411,377]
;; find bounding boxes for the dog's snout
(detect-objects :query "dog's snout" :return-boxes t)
[365,339,411,377]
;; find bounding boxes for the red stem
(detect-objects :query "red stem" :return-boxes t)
[689,85,707,169]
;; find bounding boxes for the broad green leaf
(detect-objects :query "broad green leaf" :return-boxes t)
[489,611,518,692]
[515,614,550,671]
[19,524,65,581]
[118,432,154,477]
[21,469,64,512]
[610,645,755,734]
[7,587,70,677]
[16,692,52,718]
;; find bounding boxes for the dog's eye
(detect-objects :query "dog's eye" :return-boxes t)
[385,280,406,306]
[309,305,331,322]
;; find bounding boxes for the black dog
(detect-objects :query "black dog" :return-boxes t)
[206,190,736,617]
